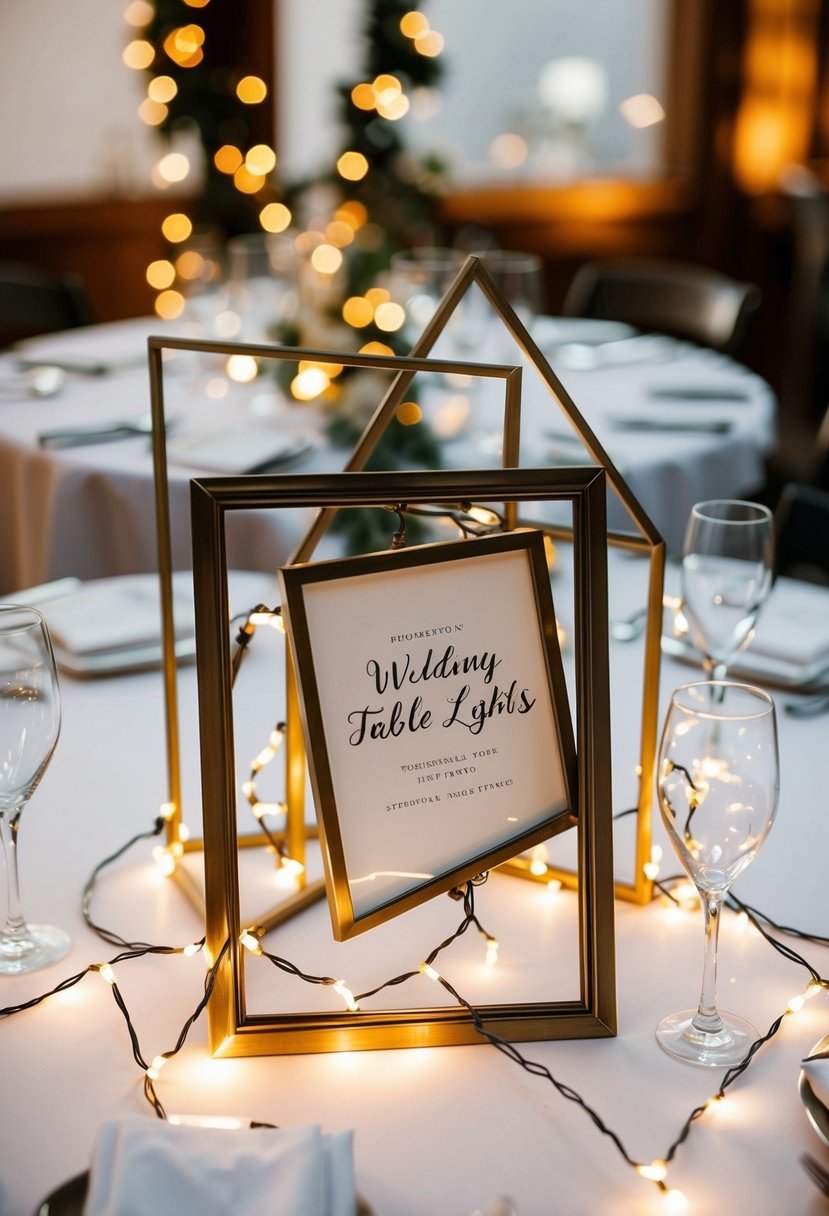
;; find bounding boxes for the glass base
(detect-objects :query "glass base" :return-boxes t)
[656,1008,758,1068]
[0,924,70,975]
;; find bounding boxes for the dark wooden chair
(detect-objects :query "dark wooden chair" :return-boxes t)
[0,260,95,349]
[562,257,761,356]
[774,481,829,586]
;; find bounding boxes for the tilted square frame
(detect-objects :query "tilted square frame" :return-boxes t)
[191,466,616,1054]
[279,529,579,942]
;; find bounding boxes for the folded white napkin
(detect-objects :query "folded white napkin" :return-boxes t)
[166,423,312,473]
[82,1117,356,1216]
[803,1052,829,1111]
[40,575,195,656]
[749,577,829,673]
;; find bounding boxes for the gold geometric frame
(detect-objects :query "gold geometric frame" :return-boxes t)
[149,334,527,925]
[190,466,616,1055]
[283,254,665,903]
[148,253,664,908]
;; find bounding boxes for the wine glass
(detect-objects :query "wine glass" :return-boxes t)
[655,680,779,1066]
[226,232,299,343]
[471,248,544,340]
[0,605,69,974]
[388,246,467,345]
[680,499,774,682]
[174,229,227,338]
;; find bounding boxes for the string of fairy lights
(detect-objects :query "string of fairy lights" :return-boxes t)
[2,789,827,1209]
[88,506,824,1213]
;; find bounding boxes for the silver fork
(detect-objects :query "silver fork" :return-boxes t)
[801,1152,829,1197]
[38,413,175,448]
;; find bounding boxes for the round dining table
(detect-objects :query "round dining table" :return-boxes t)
[0,312,776,596]
[0,538,825,1216]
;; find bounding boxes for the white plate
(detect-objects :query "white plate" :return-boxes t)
[800,1034,829,1148]
[662,576,829,691]
[4,571,281,678]
[166,423,315,473]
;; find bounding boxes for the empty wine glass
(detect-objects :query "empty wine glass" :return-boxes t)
[655,680,779,1066]
[226,232,299,343]
[681,499,774,682]
[0,605,68,974]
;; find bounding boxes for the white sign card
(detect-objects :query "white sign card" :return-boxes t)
[280,529,577,940]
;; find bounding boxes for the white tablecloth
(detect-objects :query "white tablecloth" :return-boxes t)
[0,315,776,595]
[0,549,825,1216]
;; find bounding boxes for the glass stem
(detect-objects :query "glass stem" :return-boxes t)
[0,808,28,944]
[693,894,724,1034]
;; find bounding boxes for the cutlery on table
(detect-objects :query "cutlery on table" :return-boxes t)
[0,365,65,398]
[552,333,677,371]
[647,385,752,402]
[611,417,732,435]
[801,1152,829,1197]
[38,413,172,447]
[17,353,146,376]
[610,605,648,642]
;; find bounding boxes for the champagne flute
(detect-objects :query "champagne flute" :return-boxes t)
[655,680,779,1066]
[0,605,69,974]
[680,499,774,682]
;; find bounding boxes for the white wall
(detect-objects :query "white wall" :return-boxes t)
[0,0,665,205]
[0,0,165,202]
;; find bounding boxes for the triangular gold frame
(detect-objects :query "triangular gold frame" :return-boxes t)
[285,254,665,904]
[148,254,664,919]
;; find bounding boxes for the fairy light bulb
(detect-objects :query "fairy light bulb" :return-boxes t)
[419,962,440,982]
[152,845,176,876]
[484,937,499,967]
[529,845,548,877]
[636,1161,667,1182]
[644,844,662,881]
[333,980,360,1012]
[147,1054,167,1080]
[279,857,305,879]
[662,1188,689,1215]
[183,942,203,957]
[240,931,262,955]
[97,963,117,985]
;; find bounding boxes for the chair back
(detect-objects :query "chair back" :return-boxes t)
[0,260,94,349]
[562,257,761,355]
[774,481,829,585]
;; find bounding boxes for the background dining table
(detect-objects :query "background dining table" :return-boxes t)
[0,541,826,1216]
[0,311,777,597]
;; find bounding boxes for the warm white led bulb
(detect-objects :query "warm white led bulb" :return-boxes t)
[636,1161,667,1182]
[333,980,360,1012]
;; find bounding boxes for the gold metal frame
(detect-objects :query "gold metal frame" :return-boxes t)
[148,332,524,922]
[191,467,615,1054]
[148,253,664,908]
[284,254,664,903]
[280,529,578,941]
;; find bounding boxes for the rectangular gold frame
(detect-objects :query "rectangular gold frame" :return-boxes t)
[191,466,616,1054]
[280,529,578,941]
[148,333,524,922]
